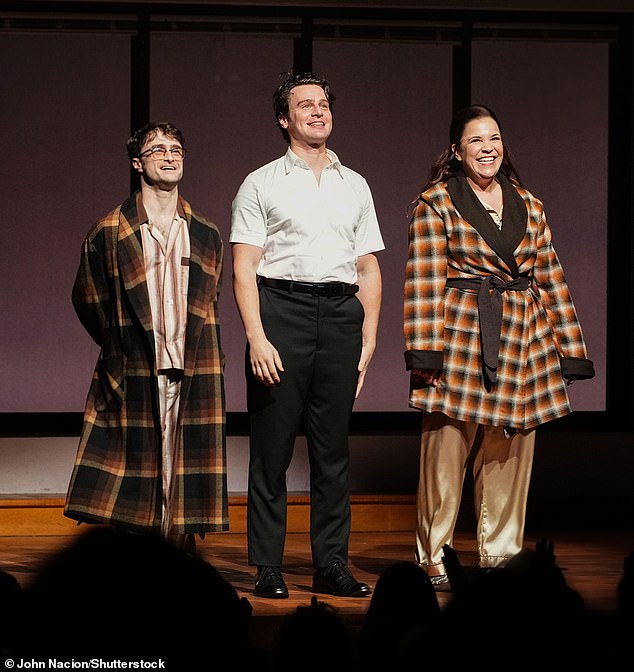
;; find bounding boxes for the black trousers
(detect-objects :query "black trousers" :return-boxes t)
[246,284,364,568]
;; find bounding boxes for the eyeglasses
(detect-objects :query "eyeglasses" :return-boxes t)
[138,145,186,160]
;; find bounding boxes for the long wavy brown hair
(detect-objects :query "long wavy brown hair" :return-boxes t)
[407,104,522,218]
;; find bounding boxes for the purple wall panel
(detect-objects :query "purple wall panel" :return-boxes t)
[472,40,608,411]
[314,39,453,411]
[1,33,130,412]
[150,33,294,412]
[0,31,607,413]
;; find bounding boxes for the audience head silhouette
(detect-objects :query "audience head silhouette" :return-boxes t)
[355,561,440,670]
[270,595,353,672]
[8,526,252,667]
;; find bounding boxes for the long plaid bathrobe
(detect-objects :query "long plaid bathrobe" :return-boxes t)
[404,172,594,430]
[65,193,228,534]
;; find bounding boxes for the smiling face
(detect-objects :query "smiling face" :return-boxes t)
[452,116,503,189]
[278,83,332,150]
[131,130,184,190]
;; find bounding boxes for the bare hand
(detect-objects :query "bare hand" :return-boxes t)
[355,343,376,398]
[413,368,441,388]
[355,368,367,399]
[249,338,284,386]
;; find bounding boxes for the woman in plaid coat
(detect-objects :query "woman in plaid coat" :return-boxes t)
[65,122,228,551]
[403,104,594,588]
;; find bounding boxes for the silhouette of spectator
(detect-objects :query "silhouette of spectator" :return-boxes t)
[604,549,634,663]
[617,550,634,620]
[269,595,354,672]
[0,568,20,599]
[6,526,253,667]
[437,540,592,664]
[0,569,21,657]
[437,543,469,595]
[354,561,441,670]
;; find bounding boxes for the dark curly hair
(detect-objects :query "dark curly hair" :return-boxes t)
[126,121,185,160]
[272,72,335,144]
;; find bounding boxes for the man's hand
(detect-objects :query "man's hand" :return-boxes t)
[355,343,375,398]
[248,336,284,386]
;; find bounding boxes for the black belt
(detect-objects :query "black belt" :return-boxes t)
[257,276,359,297]
[446,275,532,386]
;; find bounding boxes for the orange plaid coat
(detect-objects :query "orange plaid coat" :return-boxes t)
[404,172,594,430]
[65,193,228,534]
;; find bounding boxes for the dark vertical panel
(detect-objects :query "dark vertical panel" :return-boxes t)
[130,11,150,131]
[294,15,313,73]
[606,17,634,420]
[452,21,472,112]
[130,11,150,193]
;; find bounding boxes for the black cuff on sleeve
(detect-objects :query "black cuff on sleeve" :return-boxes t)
[560,356,595,381]
[404,350,444,371]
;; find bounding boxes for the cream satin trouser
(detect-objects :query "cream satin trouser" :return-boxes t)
[415,412,536,576]
[158,372,182,538]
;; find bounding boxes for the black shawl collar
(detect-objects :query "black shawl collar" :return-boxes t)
[446,170,527,278]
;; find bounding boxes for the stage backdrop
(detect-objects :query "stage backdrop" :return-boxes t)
[1,28,606,415]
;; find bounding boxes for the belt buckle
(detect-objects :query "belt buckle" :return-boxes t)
[324,284,339,297]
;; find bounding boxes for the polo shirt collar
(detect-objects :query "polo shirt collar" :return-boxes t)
[284,147,343,177]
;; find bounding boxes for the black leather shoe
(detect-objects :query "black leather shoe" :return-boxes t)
[254,566,289,599]
[166,532,196,556]
[312,562,371,597]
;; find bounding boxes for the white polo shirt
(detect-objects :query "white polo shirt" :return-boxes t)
[230,148,384,284]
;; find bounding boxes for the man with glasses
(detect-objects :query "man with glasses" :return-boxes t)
[65,121,228,554]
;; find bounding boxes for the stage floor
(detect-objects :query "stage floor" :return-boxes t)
[2,528,631,621]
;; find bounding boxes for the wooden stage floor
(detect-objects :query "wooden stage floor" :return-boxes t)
[2,529,632,626]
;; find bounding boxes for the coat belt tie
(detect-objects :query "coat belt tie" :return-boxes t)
[446,275,532,386]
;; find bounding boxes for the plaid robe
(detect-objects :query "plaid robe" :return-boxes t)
[404,173,594,430]
[65,193,228,534]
